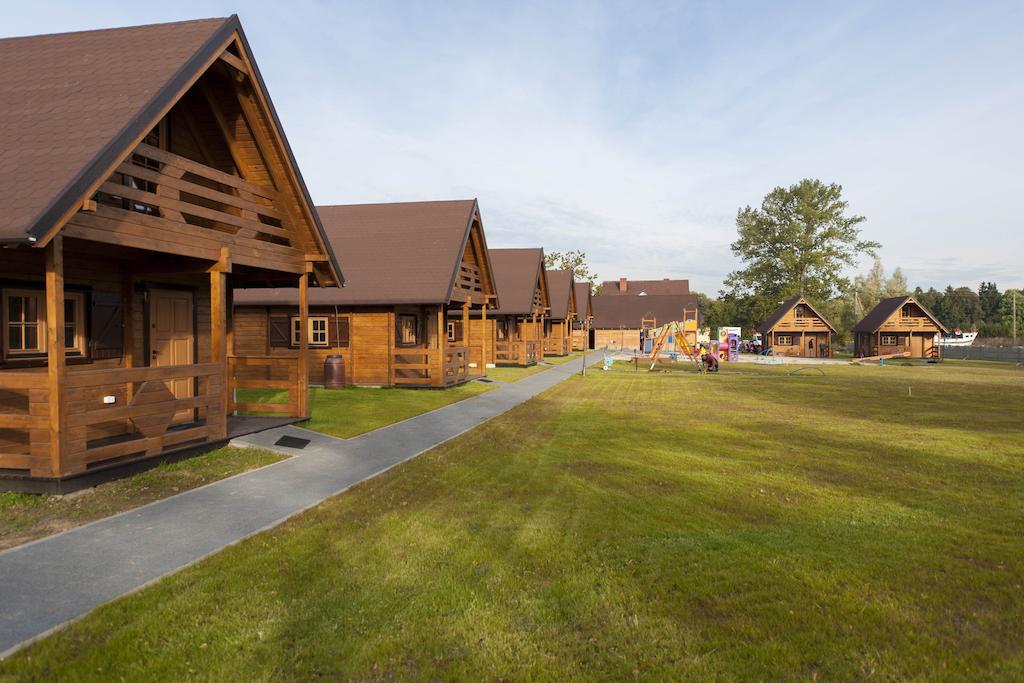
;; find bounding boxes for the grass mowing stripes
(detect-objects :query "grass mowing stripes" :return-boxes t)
[2,361,1022,679]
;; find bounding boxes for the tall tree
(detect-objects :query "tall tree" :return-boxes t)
[728,179,879,300]
[940,286,983,329]
[999,289,1023,339]
[544,250,597,287]
[978,282,1002,323]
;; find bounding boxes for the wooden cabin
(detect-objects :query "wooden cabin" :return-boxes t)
[572,282,593,351]
[0,17,341,490]
[543,270,577,356]
[591,294,699,352]
[853,296,947,358]
[758,296,836,357]
[485,248,550,366]
[234,201,498,387]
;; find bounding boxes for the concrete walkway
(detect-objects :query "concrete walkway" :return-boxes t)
[0,357,594,657]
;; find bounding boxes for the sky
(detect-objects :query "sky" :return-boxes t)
[3,0,1022,294]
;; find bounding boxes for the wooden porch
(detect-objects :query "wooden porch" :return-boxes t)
[495,339,541,366]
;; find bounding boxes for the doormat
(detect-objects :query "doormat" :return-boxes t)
[274,435,311,450]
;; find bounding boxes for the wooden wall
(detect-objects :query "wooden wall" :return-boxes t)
[235,304,453,386]
[594,328,641,352]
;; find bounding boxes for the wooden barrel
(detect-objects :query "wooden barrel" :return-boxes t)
[324,355,346,389]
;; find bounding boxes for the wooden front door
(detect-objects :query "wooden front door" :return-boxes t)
[149,289,195,418]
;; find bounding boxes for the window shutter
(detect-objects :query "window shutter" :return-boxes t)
[328,316,349,347]
[90,291,123,360]
[454,321,464,342]
[269,316,291,348]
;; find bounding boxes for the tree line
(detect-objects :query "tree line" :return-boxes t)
[696,179,1022,343]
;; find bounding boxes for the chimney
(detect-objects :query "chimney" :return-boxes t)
[619,277,628,292]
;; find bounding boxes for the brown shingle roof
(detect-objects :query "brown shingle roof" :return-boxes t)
[757,296,836,334]
[235,200,490,306]
[0,18,231,242]
[489,248,545,315]
[852,296,948,334]
[598,278,690,296]
[574,282,592,318]
[547,269,575,320]
[592,294,699,329]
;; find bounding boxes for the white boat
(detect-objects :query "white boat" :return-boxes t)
[940,329,977,346]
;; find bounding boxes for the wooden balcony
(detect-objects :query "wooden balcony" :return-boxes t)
[391,346,469,387]
[64,142,305,275]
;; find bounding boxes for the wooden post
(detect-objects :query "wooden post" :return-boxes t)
[122,265,135,401]
[436,306,445,387]
[480,303,488,376]
[210,267,228,439]
[45,235,66,477]
[539,311,546,355]
[297,271,309,416]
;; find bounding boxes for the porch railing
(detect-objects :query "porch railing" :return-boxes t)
[228,355,301,416]
[392,346,469,386]
[494,340,541,366]
[0,372,49,474]
[544,336,571,356]
[63,363,224,472]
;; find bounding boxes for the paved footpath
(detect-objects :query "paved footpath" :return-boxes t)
[0,358,595,657]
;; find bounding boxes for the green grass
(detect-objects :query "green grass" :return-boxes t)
[240,383,495,440]
[486,351,587,383]
[4,362,1023,679]
[0,447,284,552]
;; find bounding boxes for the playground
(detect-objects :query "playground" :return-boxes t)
[3,358,1022,680]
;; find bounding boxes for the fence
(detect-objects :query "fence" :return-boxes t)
[941,346,1024,363]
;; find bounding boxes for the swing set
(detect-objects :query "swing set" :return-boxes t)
[642,320,706,374]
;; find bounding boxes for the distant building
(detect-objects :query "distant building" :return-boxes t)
[852,296,947,358]
[757,296,836,358]
[598,277,690,297]
[591,294,699,352]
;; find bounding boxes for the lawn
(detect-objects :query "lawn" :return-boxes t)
[486,352,587,383]
[3,362,1023,679]
[0,447,283,552]
[239,383,495,440]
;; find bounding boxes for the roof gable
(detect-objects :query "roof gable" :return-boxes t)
[0,16,341,285]
[757,296,836,334]
[0,18,231,242]
[490,248,545,315]
[852,296,948,334]
[547,269,575,320]
[574,282,593,318]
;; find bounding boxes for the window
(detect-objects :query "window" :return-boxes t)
[290,316,329,347]
[3,289,85,358]
[397,314,418,347]
[495,319,509,341]
[880,335,898,346]
[795,305,807,318]
[775,334,793,345]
